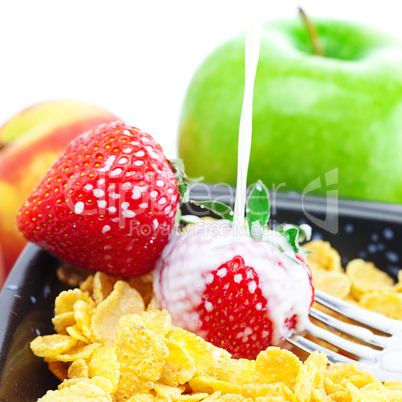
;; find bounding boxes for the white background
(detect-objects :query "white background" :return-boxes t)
[1,1,402,159]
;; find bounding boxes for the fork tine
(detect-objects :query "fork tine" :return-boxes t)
[288,290,402,381]
[309,308,386,349]
[314,290,394,334]
[304,320,378,361]
[286,333,354,365]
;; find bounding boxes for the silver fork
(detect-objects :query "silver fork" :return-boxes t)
[287,289,402,381]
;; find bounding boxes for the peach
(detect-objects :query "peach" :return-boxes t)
[0,245,5,288]
[0,100,119,282]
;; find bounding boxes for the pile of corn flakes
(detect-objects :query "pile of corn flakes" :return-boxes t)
[304,240,402,320]
[30,242,402,402]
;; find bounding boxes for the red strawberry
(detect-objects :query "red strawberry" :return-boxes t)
[154,219,314,360]
[197,255,274,359]
[16,121,180,276]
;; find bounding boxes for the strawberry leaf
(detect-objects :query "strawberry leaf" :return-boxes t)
[276,223,311,253]
[178,183,190,203]
[246,180,270,241]
[283,227,300,253]
[190,201,234,221]
[175,208,182,225]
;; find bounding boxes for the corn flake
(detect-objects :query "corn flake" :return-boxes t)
[311,388,332,402]
[66,324,90,343]
[200,392,222,401]
[54,288,95,316]
[52,312,76,335]
[73,299,95,340]
[56,264,91,288]
[305,351,328,390]
[91,280,145,346]
[67,359,89,379]
[79,275,94,295]
[219,358,256,386]
[88,346,120,392]
[294,364,312,402]
[154,383,209,401]
[188,377,242,396]
[311,268,351,299]
[241,383,295,401]
[93,271,117,305]
[393,268,402,292]
[127,395,157,402]
[47,361,69,382]
[359,291,402,320]
[168,327,231,380]
[386,390,402,402]
[347,382,390,402]
[160,338,196,387]
[47,342,102,362]
[153,383,184,399]
[141,309,172,339]
[215,394,251,401]
[37,381,112,402]
[175,394,212,401]
[346,259,394,300]
[147,294,161,311]
[304,240,342,272]
[114,318,169,399]
[384,380,402,391]
[58,377,115,395]
[129,273,154,307]
[30,335,77,358]
[255,347,301,391]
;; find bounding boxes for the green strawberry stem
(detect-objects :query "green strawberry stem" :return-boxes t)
[298,7,323,56]
[190,200,234,221]
[169,158,203,203]
[232,10,261,234]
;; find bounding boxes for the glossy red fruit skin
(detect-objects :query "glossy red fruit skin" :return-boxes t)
[197,255,302,360]
[16,121,179,276]
[197,255,272,359]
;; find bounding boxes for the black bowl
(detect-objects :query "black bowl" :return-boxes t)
[1,185,402,401]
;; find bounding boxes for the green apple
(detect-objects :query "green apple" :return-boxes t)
[178,18,402,203]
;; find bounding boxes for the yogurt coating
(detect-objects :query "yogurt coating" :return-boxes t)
[154,219,314,348]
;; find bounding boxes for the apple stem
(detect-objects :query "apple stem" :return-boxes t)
[232,7,261,235]
[298,7,323,57]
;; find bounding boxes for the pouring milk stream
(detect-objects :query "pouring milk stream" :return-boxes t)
[232,7,261,234]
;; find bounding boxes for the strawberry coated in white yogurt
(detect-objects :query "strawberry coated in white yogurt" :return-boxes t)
[154,210,315,360]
